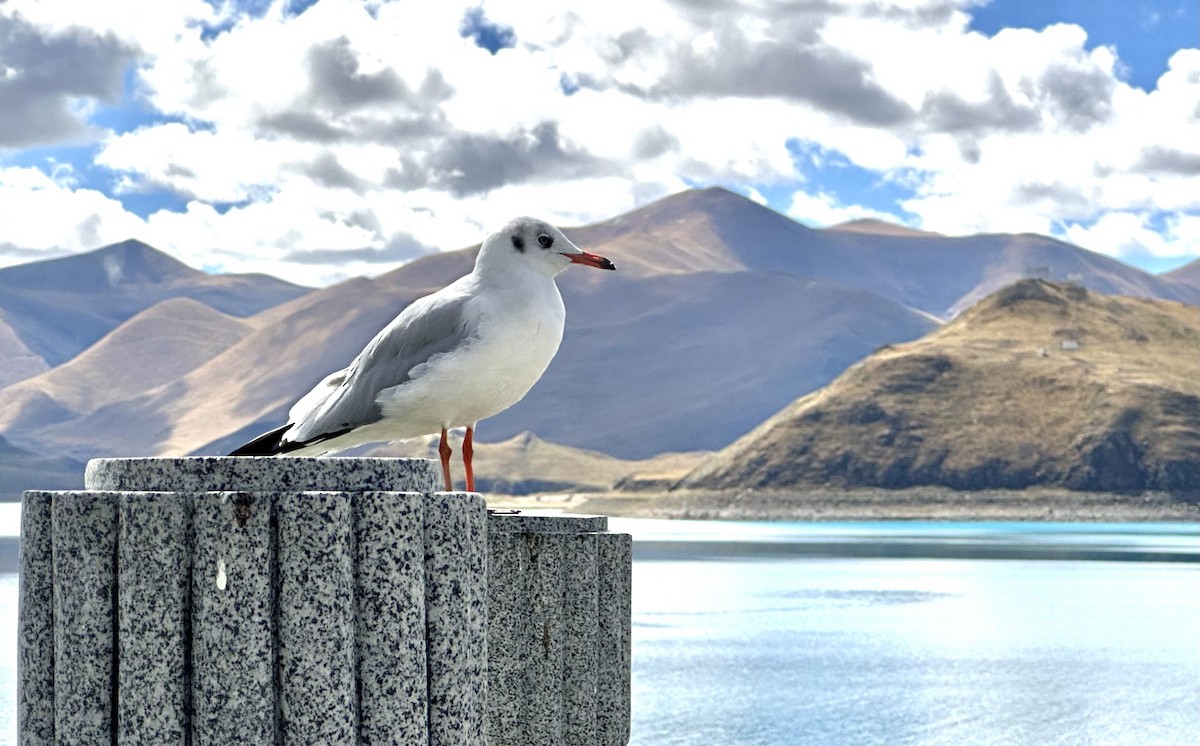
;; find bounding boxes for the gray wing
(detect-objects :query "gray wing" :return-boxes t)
[286,282,475,443]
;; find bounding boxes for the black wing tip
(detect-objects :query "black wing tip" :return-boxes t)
[227,424,357,457]
[228,424,291,456]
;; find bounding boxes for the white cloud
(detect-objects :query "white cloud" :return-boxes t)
[0,0,1197,283]
[0,166,147,254]
[1061,212,1200,262]
[787,189,908,228]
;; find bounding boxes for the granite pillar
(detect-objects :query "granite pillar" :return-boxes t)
[18,458,632,746]
[18,457,488,745]
[485,513,632,746]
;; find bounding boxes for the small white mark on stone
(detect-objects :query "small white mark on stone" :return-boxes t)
[216,558,228,591]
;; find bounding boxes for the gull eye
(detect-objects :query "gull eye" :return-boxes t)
[537,233,553,249]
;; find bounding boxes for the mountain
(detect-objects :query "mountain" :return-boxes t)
[566,188,1199,317]
[18,257,934,460]
[827,218,942,237]
[1164,258,1200,292]
[0,317,48,389]
[368,431,709,495]
[682,280,1200,493]
[2,188,1197,468]
[0,434,83,501]
[484,271,936,456]
[0,239,310,385]
[0,298,254,443]
[0,273,420,458]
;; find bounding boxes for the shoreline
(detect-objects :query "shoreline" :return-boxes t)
[3,488,1198,572]
[486,487,1200,522]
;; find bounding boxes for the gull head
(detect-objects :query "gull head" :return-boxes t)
[477,217,616,277]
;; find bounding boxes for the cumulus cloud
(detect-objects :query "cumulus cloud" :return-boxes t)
[788,189,907,227]
[284,232,430,264]
[0,0,1196,282]
[421,122,616,196]
[0,14,136,146]
[1135,146,1200,175]
[612,24,915,127]
[1061,211,1199,262]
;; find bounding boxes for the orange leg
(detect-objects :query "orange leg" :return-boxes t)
[438,426,452,491]
[463,425,475,493]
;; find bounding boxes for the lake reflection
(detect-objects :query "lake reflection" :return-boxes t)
[620,520,1200,746]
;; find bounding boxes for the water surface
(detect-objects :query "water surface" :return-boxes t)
[1,519,1197,744]
[619,520,1200,746]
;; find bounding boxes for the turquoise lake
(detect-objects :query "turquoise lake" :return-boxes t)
[2,515,1198,744]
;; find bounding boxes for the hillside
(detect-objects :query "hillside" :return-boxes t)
[0,298,253,439]
[1164,257,1200,291]
[567,188,1200,317]
[0,434,83,501]
[0,317,47,389]
[683,281,1200,493]
[827,218,942,237]
[2,188,1197,469]
[368,431,709,495]
[0,238,310,384]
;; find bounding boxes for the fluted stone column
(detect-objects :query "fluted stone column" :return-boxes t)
[485,513,632,746]
[18,458,632,746]
[18,457,487,746]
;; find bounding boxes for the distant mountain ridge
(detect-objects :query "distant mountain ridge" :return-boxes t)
[0,238,311,388]
[566,188,1200,317]
[0,433,83,500]
[0,298,254,437]
[1,188,1197,484]
[682,280,1200,493]
[0,239,198,292]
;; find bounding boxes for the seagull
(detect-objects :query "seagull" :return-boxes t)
[228,217,615,492]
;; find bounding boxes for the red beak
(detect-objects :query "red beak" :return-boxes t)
[564,250,616,270]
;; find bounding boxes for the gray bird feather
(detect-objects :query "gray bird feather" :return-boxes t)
[286,281,476,443]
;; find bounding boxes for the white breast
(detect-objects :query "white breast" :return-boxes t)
[375,272,566,434]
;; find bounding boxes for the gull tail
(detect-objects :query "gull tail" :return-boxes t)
[228,424,293,456]
[228,423,356,456]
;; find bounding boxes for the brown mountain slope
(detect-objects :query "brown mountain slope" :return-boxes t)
[29,266,934,460]
[565,188,1200,316]
[0,298,253,439]
[0,317,48,389]
[368,431,710,495]
[0,238,310,384]
[19,275,425,458]
[4,188,1196,464]
[1164,257,1200,292]
[682,280,1200,493]
[827,218,942,237]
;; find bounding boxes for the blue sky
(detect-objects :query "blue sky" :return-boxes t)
[969,0,1196,92]
[0,0,1196,284]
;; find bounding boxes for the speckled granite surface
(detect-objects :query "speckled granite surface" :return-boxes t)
[352,491,428,745]
[487,511,608,534]
[425,492,489,746]
[563,533,601,745]
[277,492,358,744]
[117,492,190,743]
[51,492,120,744]
[191,490,278,742]
[21,459,631,746]
[486,513,632,746]
[18,491,54,745]
[20,458,496,746]
[85,456,440,493]
[597,534,633,746]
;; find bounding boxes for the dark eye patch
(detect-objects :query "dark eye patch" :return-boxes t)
[537,234,553,248]
[511,235,525,251]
